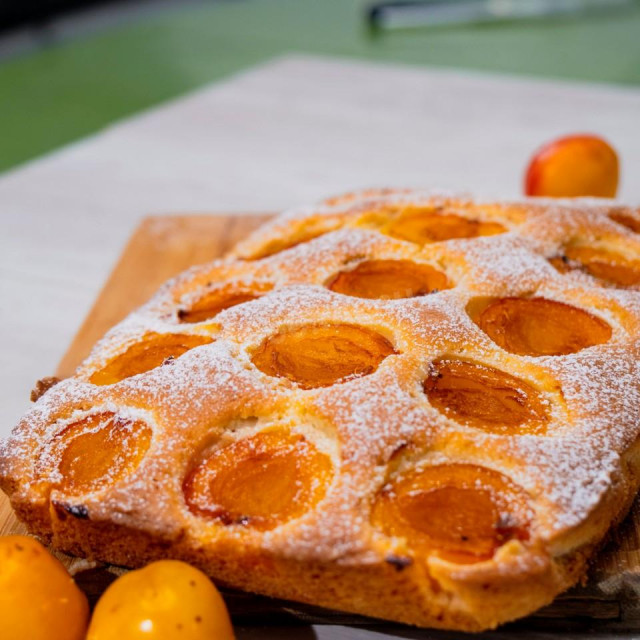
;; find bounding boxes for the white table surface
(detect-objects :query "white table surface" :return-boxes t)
[2,53,640,443]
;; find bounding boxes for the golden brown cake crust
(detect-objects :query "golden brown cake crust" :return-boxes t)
[2,189,640,631]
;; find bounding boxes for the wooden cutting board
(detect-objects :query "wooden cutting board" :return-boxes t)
[2,214,640,633]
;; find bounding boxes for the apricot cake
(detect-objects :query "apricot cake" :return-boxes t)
[2,189,640,631]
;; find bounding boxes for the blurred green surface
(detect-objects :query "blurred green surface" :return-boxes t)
[2,0,640,173]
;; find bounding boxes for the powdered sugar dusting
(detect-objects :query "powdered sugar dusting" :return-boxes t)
[2,187,640,582]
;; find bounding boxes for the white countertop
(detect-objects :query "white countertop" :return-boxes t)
[2,54,640,439]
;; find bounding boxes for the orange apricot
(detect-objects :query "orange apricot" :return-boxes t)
[386,207,505,245]
[183,431,331,530]
[251,323,396,389]
[40,412,152,495]
[524,134,619,198]
[87,560,234,640]
[328,259,450,299]
[178,283,272,323]
[248,228,329,260]
[560,246,640,287]
[473,297,611,356]
[548,255,572,274]
[0,535,89,640]
[610,210,640,234]
[423,359,549,435]
[372,464,530,564]
[90,333,212,385]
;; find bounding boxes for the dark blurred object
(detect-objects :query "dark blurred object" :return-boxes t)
[367,0,635,31]
[0,0,125,32]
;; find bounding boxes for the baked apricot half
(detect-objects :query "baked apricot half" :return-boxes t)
[247,226,332,260]
[424,359,549,435]
[90,333,212,385]
[386,207,505,245]
[251,323,396,389]
[183,431,332,530]
[471,297,611,356]
[372,463,531,564]
[178,282,272,323]
[610,210,640,234]
[328,259,450,300]
[40,412,152,495]
[552,246,640,288]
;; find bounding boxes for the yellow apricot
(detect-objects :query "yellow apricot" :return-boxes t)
[0,535,89,640]
[87,560,234,640]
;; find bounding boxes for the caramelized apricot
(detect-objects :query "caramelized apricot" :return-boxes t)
[249,229,329,260]
[251,323,395,389]
[424,359,549,435]
[178,283,272,323]
[43,412,151,495]
[561,246,640,287]
[372,464,530,564]
[328,259,450,299]
[90,333,212,385]
[183,431,331,530]
[548,255,572,274]
[610,210,640,234]
[386,207,505,245]
[474,297,611,356]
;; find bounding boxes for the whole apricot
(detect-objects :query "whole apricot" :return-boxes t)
[0,535,89,640]
[87,560,234,640]
[524,134,619,198]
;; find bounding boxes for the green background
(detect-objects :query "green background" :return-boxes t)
[2,0,640,173]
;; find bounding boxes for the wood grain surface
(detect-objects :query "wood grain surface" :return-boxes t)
[2,214,640,637]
